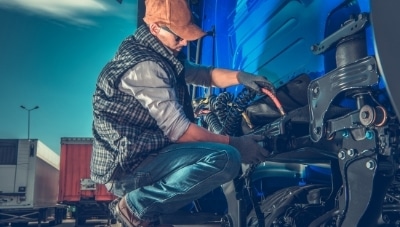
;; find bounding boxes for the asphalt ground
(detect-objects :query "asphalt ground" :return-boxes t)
[26,218,220,227]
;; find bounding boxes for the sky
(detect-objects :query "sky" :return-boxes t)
[0,0,138,153]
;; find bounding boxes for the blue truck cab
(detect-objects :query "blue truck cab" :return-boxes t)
[134,1,400,226]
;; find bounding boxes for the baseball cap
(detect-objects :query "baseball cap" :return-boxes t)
[143,0,206,41]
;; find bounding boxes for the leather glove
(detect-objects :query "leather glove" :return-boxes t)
[237,71,275,93]
[229,135,269,164]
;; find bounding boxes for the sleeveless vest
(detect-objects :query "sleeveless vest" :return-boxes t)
[91,25,194,183]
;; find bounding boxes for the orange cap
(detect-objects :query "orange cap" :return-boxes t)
[143,0,206,41]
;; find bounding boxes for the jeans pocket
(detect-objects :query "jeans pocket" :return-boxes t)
[132,172,153,189]
[109,171,153,197]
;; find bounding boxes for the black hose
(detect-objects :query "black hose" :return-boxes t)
[206,88,256,136]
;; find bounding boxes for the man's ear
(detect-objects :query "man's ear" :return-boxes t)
[148,23,160,36]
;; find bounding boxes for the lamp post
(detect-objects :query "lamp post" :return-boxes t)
[20,105,39,141]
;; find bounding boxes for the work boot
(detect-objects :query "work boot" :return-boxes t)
[109,197,121,218]
[113,196,173,227]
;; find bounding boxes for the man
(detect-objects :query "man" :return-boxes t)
[90,0,274,226]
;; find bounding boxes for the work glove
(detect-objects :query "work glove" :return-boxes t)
[237,71,275,93]
[229,134,269,164]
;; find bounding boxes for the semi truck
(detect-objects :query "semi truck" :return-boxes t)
[117,0,400,226]
[0,139,66,226]
[58,137,116,226]
[183,0,400,226]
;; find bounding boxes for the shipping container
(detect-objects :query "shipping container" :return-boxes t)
[0,139,66,226]
[58,137,116,226]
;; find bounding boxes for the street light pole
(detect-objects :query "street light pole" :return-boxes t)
[20,105,39,141]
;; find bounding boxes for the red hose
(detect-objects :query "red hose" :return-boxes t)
[261,87,285,116]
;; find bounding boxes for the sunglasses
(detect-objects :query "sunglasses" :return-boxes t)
[161,26,183,42]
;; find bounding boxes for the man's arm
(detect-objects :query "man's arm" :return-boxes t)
[184,60,239,88]
[176,123,229,144]
[210,68,240,88]
[185,60,274,91]
[177,122,270,164]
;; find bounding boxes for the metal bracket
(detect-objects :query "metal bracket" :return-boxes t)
[311,13,369,55]
[326,110,364,139]
[337,135,394,226]
[308,56,379,142]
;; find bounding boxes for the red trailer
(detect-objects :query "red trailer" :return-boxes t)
[58,137,116,226]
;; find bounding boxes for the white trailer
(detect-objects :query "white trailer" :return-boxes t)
[0,139,66,226]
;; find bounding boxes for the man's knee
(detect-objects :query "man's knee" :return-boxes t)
[209,144,241,181]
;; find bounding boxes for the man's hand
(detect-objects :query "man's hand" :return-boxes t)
[237,71,275,93]
[229,135,269,164]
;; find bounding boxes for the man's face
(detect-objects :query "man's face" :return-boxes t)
[154,25,188,56]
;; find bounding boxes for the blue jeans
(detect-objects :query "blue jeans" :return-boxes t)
[106,142,241,222]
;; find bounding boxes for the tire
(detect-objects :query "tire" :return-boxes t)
[11,223,28,227]
[77,217,86,225]
[57,216,63,225]
[110,218,117,225]
[247,185,332,227]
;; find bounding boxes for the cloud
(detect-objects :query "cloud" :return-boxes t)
[0,0,134,26]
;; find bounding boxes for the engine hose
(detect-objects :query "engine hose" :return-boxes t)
[261,87,285,116]
[208,92,232,135]
[221,106,242,136]
[208,95,217,111]
[206,88,256,136]
[222,88,256,135]
[204,112,223,134]
[213,92,233,123]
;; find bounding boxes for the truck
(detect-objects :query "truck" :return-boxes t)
[114,0,400,226]
[0,139,66,226]
[58,137,116,226]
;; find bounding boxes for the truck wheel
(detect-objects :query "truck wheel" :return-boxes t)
[48,220,56,226]
[246,185,332,227]
[77,217,86,225]
[55,208,64,225]
[57,216,63,225]
[11,223,28,227]
[110,218,117,225]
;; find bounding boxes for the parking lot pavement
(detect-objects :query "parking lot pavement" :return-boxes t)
[26,218,220,227]
[56,219,119,227]
[60,219,220,227]
[24,219,119,227]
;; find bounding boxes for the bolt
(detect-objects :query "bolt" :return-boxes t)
[366,160,376,170]
[338,150,346,160]
[361,111,369,119]
[347,149,355,157]
[311,45,318,52]
[313,87,320,95]
[313,127,321,135]
[365,130,374,140]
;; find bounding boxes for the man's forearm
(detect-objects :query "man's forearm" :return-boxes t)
[211,68,239,88]
[176,123,229,144]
